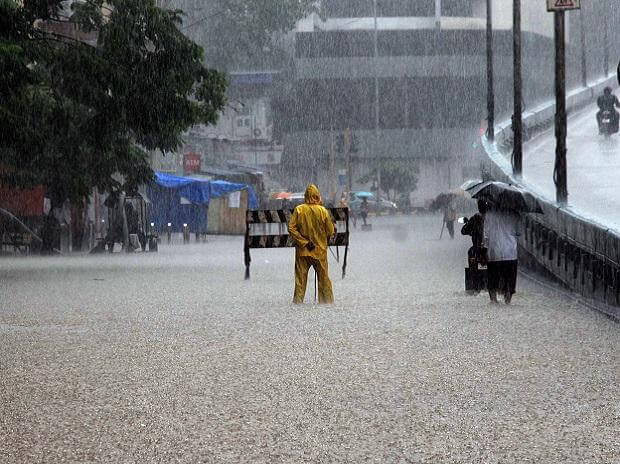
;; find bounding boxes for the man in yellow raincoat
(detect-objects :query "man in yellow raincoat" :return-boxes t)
[288,184,335,304]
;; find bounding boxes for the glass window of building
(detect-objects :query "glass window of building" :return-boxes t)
[378,0,435,17]
[324,0,372,18]
[324,0,435,18]
[441,0,473,17]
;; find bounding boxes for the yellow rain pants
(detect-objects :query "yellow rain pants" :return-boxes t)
[294,256,334,304]
[288,184,335,304]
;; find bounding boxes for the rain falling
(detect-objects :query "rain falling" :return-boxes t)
[1,1,620,462]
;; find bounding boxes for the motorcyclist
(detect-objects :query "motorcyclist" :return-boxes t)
[596,86,620,133]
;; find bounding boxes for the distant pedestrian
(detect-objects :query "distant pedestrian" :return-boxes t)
[484,205,521,304]
[288,184,335,304]
[443,203,457,239]
[360,197,369,226]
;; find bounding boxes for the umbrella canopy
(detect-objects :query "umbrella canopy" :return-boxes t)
[449,187,470,198]
[355,191,374,198]
[460,179,484,191]
[272,191,292,200]
[429,192,458,211]
[466,181,543,214]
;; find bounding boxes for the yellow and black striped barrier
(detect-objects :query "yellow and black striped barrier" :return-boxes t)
[244,208,350,280]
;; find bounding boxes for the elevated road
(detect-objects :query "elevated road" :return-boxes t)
[521,103,620,232]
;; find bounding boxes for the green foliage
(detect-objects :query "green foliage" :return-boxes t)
[359,159,419,199]
[0,0,227,205]
[187,0,318,70]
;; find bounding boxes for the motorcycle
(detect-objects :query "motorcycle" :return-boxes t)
[599,109,619,137]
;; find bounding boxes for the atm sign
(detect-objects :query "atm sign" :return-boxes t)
[184,154,201,173]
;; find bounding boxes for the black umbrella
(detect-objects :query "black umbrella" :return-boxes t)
[465,181,543,214]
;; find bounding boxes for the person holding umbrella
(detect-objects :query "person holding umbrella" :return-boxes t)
[465,180,543,305]
[484,204,521,304]
[360,197,369,226]
[443,202,457,239]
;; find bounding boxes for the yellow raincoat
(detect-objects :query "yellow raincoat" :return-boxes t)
[288,184,335,303]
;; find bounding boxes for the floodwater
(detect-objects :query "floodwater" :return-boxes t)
[1,215,619,463]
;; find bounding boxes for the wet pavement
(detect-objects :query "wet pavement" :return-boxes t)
[1,215,619,463]
[521,103,620,231]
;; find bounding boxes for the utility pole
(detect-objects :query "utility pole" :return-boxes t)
[554,10,568,204]
[344,128,352,196]
[486,0,494,141]
[329,126,335,203]
[403,75,410,128]
[373,0,381,197]
[603,6,609,77]
[512,0,523,176]
[579,7,587,87]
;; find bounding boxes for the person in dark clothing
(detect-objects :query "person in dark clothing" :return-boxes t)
[461,199,486,249]
[596,87,620,133]
[125,203,139,235]
[360,198,369,225]
[40,212,60,255]
[105,215,123,253]
[461,199,488,293]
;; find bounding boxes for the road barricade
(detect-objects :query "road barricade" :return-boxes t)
[244,208,350,279]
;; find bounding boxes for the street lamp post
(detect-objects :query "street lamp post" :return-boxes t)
[603,6,609,77]
[373,0,381,197]
[554,10,568,204]
[547,0,580,204]
[579,6,587,87]
[512,0,523,176]
[486,0,494,142]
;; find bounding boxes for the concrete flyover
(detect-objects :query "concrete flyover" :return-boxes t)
[482,74,620,320]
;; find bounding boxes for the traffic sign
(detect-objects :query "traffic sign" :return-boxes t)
[546,0,580,12]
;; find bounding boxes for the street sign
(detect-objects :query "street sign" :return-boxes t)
[546,0,580,12]
[183,153,201,174]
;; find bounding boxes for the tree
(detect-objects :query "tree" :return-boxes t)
[176,0,319,70]
[0,0,227,206]
[358,159,419,201]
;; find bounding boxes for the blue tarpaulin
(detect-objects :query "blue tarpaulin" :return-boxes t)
[147,172,258,232]
[153,172,258,208]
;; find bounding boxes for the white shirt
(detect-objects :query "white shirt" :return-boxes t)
[484,209,521,262]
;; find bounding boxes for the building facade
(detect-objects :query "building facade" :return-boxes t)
[150,71,284,177]
[283,0,616,205]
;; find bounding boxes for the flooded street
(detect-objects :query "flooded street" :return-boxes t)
[2,215,619,463]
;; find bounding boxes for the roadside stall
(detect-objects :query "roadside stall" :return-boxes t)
[147,172,258,238]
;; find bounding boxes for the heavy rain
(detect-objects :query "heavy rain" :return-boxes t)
[1,0,620,462]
